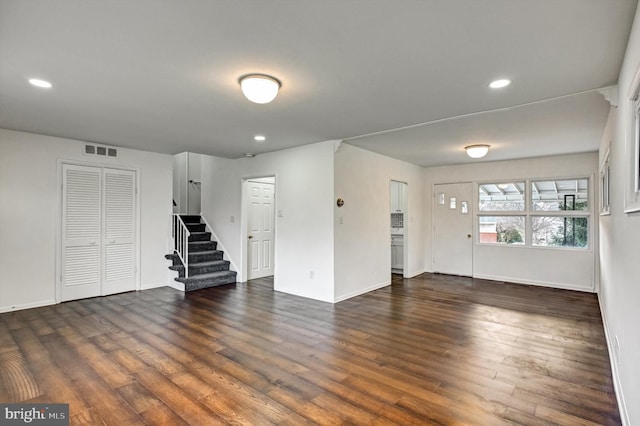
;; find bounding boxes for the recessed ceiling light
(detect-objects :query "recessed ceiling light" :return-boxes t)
[244,153,256,158]
[28,78,53,88]
[489,79,511,89]
[254,135,266,142]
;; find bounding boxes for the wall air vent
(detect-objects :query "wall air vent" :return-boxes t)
[84,144,118,158]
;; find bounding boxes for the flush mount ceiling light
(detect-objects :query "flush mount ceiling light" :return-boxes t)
[465,144,490,159]
[489,79,511,89]
[239,74,281,104]
[254,135,266,142]
[28,78,52,88]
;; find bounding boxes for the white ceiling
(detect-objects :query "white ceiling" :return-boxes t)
[0,0,637,166]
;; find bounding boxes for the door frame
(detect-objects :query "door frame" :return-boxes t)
[390,179,409,277]
[55,159,141,303]
[431,181,474,276]
[239,174,277,283]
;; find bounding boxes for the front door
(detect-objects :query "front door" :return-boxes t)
[247,179,275,279]
[433,182,473,276]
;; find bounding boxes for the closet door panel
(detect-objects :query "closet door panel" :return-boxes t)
[102,168,136,295]
[61,164,102,301]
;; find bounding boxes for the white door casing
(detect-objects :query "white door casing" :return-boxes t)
[61,164,137,302]
[247,180,275,279]
[390,180,408,275]
[433,182,473,276]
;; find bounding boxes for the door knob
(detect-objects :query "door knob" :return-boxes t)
[467,234,472,239]
[248,235,253,239]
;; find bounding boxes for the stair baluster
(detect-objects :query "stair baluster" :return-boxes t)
[172,214,191,278]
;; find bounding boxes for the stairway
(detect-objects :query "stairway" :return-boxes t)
[165,215,237,291]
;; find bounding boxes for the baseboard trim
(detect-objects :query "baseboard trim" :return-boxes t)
[273,287,334,304]
[0,299,56,313]
[334,280,391,303]
[598,294,629,425]
[166,281,185,292]
[472,273,595,293]
[406,269,425,279]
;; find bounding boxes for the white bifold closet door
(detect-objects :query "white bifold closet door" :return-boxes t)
[62,164,136,302]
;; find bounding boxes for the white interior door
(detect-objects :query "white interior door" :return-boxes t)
[433,182,473,276]
[102,168,136,295]
[62,165,136,302]
[248,179,275,280]
[62,165,102,301]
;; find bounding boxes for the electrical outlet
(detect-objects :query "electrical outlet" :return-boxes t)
[309,271,315,280]
[230,216,235,223]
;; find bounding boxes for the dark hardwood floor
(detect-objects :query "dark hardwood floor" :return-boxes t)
[0,274,620,425]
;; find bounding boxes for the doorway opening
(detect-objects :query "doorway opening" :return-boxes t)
[390,180,408,278]
[241,176,276,282]
[172,152,202,215]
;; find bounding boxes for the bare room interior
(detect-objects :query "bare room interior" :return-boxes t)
[1,1,640,424]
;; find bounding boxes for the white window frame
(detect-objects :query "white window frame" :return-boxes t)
[600,148,611,216]
[624,64,640,213]
[477,177,592,250]
[530,177,591,250]
[477,181,527,246]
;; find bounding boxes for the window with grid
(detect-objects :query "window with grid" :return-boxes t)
[478,182,525,245]
[531,179,589,248]
[478,179,590,249]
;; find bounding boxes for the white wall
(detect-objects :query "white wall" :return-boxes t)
[200,140,335,302]
[172,152,187,214]
[0,129,173,312]
[423,152,598,292]
[598,4,640,424]
[334,143,426,301]
[187,152,202,215]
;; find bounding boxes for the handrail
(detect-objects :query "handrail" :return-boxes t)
[172,214,191,278]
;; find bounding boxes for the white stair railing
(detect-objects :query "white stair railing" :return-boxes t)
[172,214,191,278]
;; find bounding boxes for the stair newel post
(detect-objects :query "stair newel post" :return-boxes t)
[172,214,190,279]
[183,223,189,278]
[172,214,176,251]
